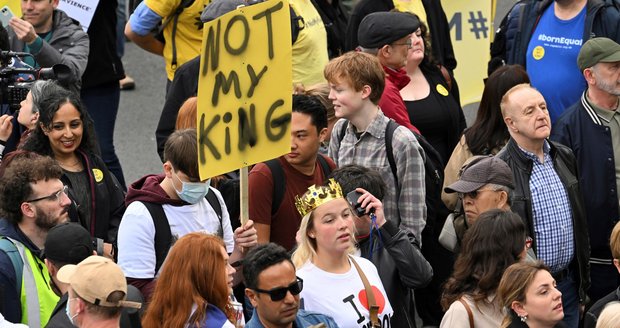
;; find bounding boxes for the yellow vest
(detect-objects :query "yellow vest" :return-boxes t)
[5,238,59,327]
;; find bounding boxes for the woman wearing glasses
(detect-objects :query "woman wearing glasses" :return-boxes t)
[142,233,238,327]
[440,209,529,328]
[292,179,393,328]
[399,18,465,166]
[20,81,125,256]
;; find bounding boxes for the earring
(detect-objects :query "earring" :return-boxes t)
[519,315,527,322]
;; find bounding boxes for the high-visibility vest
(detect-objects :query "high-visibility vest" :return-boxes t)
[3,237,59,327]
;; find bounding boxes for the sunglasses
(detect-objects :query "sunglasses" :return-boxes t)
[253,277,303,301]
[457,188,497,200]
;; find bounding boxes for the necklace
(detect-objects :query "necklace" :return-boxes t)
[58,157,82,171]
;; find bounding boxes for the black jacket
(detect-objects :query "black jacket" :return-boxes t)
[344,0,456,70]
[64,149,125,244]
[357,219,433,328]
[81,0,125,89]
[583,287,620,328]
[497,138,590,303]
[45,293,69,328]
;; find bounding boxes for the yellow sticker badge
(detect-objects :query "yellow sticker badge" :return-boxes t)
[532,46,545,60]
[92,169,103,183]
[436,84,449,97]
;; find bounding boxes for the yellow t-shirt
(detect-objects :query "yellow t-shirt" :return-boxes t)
[393,0,427,26]
[290,0,329,88]
[146,0,211,80]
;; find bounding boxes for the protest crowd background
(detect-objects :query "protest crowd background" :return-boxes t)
[1,0,620,327]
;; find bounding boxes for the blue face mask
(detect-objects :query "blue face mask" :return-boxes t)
[65,297,78,325]
[172,170,210,204]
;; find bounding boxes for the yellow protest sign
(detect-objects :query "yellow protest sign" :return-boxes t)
[197,0,292,180]
[0,0,22,21]
[443,0,493,106]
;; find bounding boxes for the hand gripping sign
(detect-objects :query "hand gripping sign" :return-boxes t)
[197,0,292,180]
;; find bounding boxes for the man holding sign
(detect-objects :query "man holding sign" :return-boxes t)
[7,0,89,84]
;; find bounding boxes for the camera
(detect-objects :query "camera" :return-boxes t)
[346,190,374,217]
[0,51,73,113]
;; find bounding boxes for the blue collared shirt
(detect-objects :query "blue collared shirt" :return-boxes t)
[246,309,340,328]
[520,141,574,272]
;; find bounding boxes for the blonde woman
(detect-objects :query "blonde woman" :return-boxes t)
[293,179,393,327]
[595,302,620,328]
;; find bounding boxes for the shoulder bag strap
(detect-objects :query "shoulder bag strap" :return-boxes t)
[350,256,380,327]
[458,297,475,328]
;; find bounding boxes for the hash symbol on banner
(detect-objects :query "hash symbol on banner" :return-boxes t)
[468,11,487,39]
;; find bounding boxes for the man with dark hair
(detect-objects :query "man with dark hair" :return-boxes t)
[0,152,71,325]
[57,256,141,327]
[330,164,432,328]
[7,0,89,83]
[244,243,338,328]
[249,94,335,251]
[118,129,257,302]
[43,223,94,327]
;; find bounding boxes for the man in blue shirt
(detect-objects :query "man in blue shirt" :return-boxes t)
[498,84,590,328]
[244,243,339,328]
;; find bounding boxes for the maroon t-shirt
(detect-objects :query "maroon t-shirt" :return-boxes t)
[249,155,336,250]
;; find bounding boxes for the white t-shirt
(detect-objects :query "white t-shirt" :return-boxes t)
[118,187,234,278]
[296,256,393,328]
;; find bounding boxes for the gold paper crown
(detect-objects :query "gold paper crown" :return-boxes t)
[295,178,344,217]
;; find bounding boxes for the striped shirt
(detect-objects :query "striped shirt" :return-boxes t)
[520,141,574,272]
[329,110,427,241]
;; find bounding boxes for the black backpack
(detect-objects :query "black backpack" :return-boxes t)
[142,188,223,274]
[336,120,449,237]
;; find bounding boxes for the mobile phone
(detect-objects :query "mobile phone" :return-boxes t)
[346,190,366,217]
[0,6,14,28]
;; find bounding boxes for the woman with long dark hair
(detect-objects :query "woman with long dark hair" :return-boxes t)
[441,65,530,210]
[20,81,124,251]
[440,209,528,327]
[142,233,237,327]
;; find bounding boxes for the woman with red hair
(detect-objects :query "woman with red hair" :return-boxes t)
[142,233,237,327]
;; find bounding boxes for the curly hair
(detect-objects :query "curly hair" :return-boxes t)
[0,151,62,224]
[20,81,98,157]
[441,209,526,310]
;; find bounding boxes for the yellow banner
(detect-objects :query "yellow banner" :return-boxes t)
[443,0,493,106]
[197,0,293,179]
[0,0,22,22]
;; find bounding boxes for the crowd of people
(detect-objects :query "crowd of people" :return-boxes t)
[1,0,620,327]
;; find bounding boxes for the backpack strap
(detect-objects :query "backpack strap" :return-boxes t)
[265,158,286,216]
[141,202,172,275]
[384,120,399,186]
[458,297,475,328]
[0,237,23,294]
[316,154,332,177]
[337,120,348,144]
[205,188,223,223]
[160,0,195,70]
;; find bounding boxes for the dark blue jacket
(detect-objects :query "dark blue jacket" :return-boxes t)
[494,0,620,67]
[246,309,339,328]
[550,91,620,262]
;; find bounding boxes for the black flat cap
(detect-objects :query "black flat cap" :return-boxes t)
[358,12,421,49]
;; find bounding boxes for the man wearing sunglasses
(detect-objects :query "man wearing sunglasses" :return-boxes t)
[244,243,338,328]
[0,152,71,326]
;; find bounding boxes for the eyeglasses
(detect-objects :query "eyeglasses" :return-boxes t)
[253,277,303,301]
[525,236,533,250]
[26,185,69,204]
[391,40,413,49]
[457,188,497,200]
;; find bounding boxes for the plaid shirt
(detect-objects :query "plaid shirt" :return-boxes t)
[329,110,427,241]
[520,141,575,272]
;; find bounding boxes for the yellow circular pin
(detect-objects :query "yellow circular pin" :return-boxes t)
[532,46,545,60]
[92,169,104,183]
[436,84,449,96]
